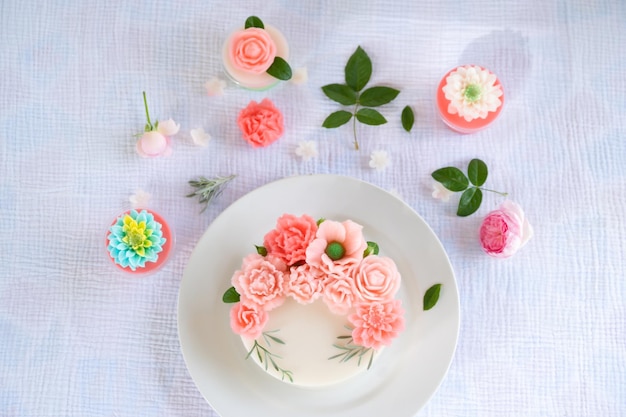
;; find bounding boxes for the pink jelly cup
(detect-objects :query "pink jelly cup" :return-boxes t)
[104,208,174,276]
[436,65,504,134]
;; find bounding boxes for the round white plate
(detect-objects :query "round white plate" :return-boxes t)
[178,174,459,417]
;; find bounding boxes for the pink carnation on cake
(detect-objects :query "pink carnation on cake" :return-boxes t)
[264,213,318,266]
[322,269,358,315]
[230,301,269,339]
[237,98,284,148]
[286,263,324,305]
[229,27,277,74]
[349,299,405,350]
[353,255,401,303]
[306,219,367,273]
[479,200,533,258]
[231,253,287,310]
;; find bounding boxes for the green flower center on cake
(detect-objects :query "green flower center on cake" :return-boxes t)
[463,83,482,102]
[325,241,345,261]
[121,216,153,255]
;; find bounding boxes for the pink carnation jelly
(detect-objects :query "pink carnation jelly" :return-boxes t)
[231,253,287,311]
[264,213,318,266]
[349,299,405,350]
[237,98,284,148]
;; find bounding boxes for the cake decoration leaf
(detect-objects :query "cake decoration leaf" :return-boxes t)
[246,331,293,382]
[401,105,415,132]
[423,283,442,311]
[245,16,264,29]
[266,56,292,80]
[363,241,379,257]
[329,332,375,370]
[222,286,240,303]
[255,245,268,256]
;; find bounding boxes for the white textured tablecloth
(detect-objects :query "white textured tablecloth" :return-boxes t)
[1,0,625,416]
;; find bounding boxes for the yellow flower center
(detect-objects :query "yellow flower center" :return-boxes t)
[121,215,152,256]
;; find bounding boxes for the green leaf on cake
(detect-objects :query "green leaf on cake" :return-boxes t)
[431,167,469,192]
[345,46,372,92]
[356,108,387,126]
[222,286,240,303]
[358,86,400,107]
[321,84,358,105]
[323,110,353,128]
[401,105,415,132]
[266,56,292,80]
[467,158,488,187]
[363,241,380,257]
[457,187,483,217]
[255,245,268,256]
[423,283,442,311]
[245,16,264,29]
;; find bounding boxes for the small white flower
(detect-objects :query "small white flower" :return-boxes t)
[369,150,390,171]
[431,182,454,202]
[295,140,318,161]
[291,67,308,85]
[204,76,227,96]
[442,65,503,122]
[190,127,211,147]
[129,189,152,208]
[156,118,180,136]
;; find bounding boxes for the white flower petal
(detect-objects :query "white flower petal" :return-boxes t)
[156,118,180,136]
[190,127,211,147]
[431,182,454,202]
[291,67,308,85]
[129,189,151,208]
[204,76,227,96]
[369,150,390,171]
[295,140,318,161]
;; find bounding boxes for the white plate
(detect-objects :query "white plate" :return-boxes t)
[178,174,459,417]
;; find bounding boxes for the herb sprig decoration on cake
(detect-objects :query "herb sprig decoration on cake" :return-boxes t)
[321,46,400,150]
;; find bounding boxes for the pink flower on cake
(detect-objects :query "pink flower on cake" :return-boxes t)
[231,253,287,310]
[286,263,324,305]
[353,255,401,303]
[229,301,269,340]
[306,219,367,272]
[263,213,318,266]
[349,299,405,350]
[479,200,533,258]
[237,98,284,148]
[321,268,358,315]
[229,27,277,74]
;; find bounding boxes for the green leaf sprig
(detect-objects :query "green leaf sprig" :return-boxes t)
[186,175,236,213]
[244,16,292,81]
[329,326,375,369]
[432,159,508,217]
[423,283,442,311]
[321,46,400,150]
[246,330,293,382]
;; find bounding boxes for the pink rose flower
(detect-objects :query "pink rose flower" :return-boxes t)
[349,300,405,350]
[353,255,401,303]
[263,213,318,266]
[229,27,277,74]
[479,200,534,258]
[237,98,284,148]
[321,268,358,315]
[231,253,287,310]
[286,263,324,305]
[305,219,367,273]
[229,301,268,340]
[135,118,180,158]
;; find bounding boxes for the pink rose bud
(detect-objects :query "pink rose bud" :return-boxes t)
[479,201,533,258]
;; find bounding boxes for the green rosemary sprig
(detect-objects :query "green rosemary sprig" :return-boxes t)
[245,330,293,382]
[328,327,375,369]
[186,175,236,212]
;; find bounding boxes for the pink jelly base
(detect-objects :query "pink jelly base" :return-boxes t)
[436,66,504,134]
[105,209,174,275]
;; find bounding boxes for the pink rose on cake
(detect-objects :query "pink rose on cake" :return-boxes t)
[264,213,318,266]
[349,299,405,350]
[479,200,533,258]
[353,255,401,303]
[322,269,358,315]
[306,219,367,273]
[238,98,284,148]
[231,253,287,311]
[229,27,277,74]
[286,263,324,305]
[230,301,269,339]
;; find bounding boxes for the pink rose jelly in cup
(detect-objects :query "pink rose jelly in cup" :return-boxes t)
[222,24,290,91]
